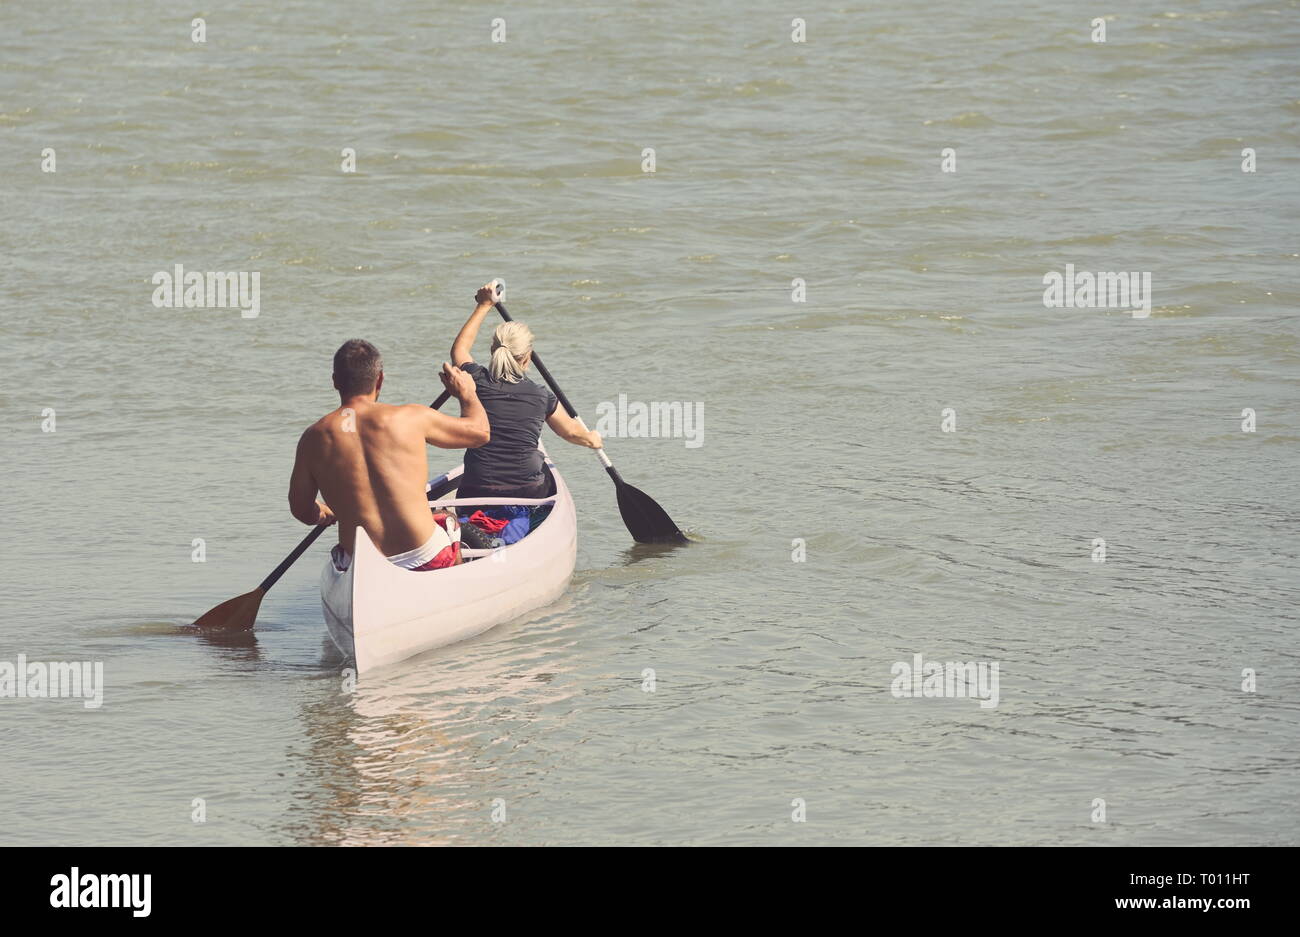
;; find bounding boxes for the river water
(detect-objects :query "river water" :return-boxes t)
[1,0,1298,845]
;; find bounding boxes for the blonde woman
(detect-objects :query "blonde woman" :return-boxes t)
[450,283,603,501]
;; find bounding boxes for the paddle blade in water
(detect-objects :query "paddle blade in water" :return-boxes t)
[613,476,687,544]
[192,588,265,632]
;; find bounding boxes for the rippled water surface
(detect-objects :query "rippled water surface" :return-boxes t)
[1,0,1298,845]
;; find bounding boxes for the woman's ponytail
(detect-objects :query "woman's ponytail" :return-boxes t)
[488,321,533,383]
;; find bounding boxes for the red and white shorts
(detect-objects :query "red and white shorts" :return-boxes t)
[388,514,461,571]
[333,515,461,573]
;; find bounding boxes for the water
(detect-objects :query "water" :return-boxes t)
[2,0,1298,845]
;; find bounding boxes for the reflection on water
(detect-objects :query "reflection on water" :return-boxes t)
[194,627,261,660]
[619,540,692,567]
[287,607,584,845]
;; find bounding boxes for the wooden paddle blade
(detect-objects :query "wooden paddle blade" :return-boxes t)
[614,478,687,544]
[192,588,265,632]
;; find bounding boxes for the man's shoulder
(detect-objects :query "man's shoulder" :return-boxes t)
[301,413,332,437]
[346,402,430,426]
[303,403,382,436]
[378,402,440,430]
[296,416,329,456]
[303,403,428,440]
[391,402,434,417]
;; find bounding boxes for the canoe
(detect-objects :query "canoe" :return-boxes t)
[320,454,576,673]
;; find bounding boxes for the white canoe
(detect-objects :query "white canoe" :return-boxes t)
[320,455,576,673]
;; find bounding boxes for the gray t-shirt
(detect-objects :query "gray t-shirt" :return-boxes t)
[459,361,559,488]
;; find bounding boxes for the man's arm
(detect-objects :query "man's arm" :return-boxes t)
[288,430,334,525]
[420,362,490,448]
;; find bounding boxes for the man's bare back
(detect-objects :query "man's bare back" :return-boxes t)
[289,349,488,557]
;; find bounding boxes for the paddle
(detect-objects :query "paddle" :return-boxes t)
[492,299,687,544]
[193,392,454,632]
[191,522,330,632]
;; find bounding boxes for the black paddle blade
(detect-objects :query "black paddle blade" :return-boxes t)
[613,474,687,544]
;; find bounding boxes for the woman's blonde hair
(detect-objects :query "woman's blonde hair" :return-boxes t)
[488,321,534,383]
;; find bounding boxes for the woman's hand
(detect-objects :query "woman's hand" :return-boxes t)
[474,283,498,307]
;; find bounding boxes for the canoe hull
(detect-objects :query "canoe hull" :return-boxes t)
[320,458,576,673]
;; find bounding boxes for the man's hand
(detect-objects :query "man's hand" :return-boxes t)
[425,364,490,448]
[440,361,478,401]
[316,502,336,526]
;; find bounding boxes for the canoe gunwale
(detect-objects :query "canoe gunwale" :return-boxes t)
[430,496,558,508]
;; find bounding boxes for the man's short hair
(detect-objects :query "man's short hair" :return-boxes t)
[333,339,383,396]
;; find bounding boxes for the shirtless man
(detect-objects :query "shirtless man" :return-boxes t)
[288,339,490,571]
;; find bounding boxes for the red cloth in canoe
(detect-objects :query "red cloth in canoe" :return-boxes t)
[466,510,510,534]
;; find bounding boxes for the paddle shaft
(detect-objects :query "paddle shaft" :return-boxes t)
[258,522,328,592]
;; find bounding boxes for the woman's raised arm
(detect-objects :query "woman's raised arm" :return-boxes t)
[450,283,501,366]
